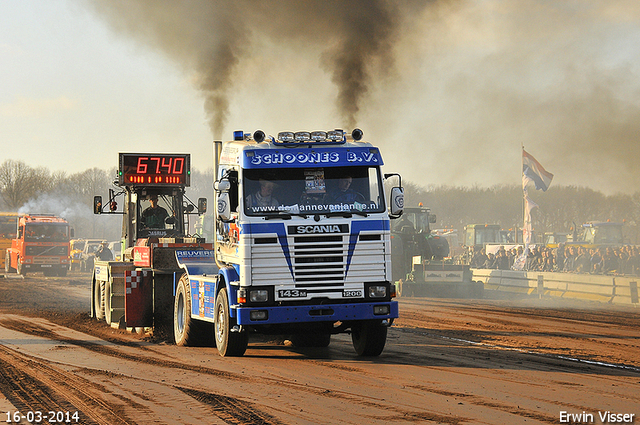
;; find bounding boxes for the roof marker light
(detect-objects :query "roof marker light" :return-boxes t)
[294,131,311,142]
[233,130,244,141]
[326,130,343,141]
[310,131,327,141]
[278,132,295,142]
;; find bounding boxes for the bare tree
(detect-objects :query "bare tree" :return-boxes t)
[0,160,51,209]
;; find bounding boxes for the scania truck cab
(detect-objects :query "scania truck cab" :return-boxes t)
[179,129,404,356]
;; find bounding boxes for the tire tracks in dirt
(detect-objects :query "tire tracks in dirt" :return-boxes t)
[0,345,135,425]
[0,325,286,424]
[0,316,467,424]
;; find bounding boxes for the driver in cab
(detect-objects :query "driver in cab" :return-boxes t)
[141,194,172,229]
[327,176,363,204]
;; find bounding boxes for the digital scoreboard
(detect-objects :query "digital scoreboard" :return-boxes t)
[119,153,191,186]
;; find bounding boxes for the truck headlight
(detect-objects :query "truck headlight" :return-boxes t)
[368,285,387,298]
[250,289,269,303]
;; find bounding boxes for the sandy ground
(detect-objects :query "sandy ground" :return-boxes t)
[0,271,639,424]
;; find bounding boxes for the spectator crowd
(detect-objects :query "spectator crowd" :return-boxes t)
[469,244,640,275]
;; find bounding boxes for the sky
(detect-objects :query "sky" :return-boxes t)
[2,0,640,195]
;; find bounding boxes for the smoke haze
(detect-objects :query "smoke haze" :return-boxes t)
[82,0,415,136]
[80,0,640,194]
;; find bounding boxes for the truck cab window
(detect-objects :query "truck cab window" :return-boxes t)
[228,170,239,213]
[243,166,384,216]
[138,193,182,238]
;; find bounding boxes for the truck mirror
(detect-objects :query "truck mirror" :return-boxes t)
[93,196,103,215]
[429,214,436,223]
[70,228,75,238]
[198,198,207,214]
[389,187,404,218]
[108,188,117,212]
[217,192,231,222]
[214,179,231,192]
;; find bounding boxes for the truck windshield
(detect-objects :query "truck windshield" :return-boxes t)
[137,193,183,238]
[470,227,501,245]
[0,217,18,239]
[243,166,385,216]
[25,224,69,242]
[581,225,623,244]
[392,211,429,233]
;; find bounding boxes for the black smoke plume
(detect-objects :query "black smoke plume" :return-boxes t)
[82,0,419,136]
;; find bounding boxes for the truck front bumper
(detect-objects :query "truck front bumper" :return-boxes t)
[236,300,398,326]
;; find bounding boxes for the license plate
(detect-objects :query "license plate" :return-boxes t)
[342,290,362,297]
[41,265,52,267]
[278,289,307,298]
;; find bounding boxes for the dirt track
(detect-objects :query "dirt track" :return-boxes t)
[0,272,638,424]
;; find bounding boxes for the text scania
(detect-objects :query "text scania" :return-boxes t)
[296,225,343,234]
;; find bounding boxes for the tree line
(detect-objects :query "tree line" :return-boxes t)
[0,159,213,241]
[1,159,638,244]
[403,182,640,245]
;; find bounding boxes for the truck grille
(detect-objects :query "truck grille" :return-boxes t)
[250,231,387,289]
[26,246,68,256]
[292,235,344,285]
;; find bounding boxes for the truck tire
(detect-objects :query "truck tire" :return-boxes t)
[351,320,388,357]
[214,288,248,357]
[105,280,113,325]
[93,279,105,321]
[398,280,414,297]
[5,252,15,273]
[173,275,214,347]
[474,281,485,299]
[290,333,331,348]
[17,259,26,276]
[57,268,68,277]
[174,276,196,346]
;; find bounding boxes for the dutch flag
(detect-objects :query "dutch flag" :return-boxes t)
[523,149,553,191]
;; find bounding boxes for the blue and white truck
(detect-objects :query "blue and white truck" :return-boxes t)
[174,129,404,356]
[92,130,403,357]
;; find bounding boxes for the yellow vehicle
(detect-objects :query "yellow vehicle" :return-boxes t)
[0,213,20,270]
[69,239,86,271]
[566,221,625,249]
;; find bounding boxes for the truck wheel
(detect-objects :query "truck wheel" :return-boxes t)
[93,279,105,321]
[105,280,113,325]
[351,320,388,357]
[290,333,331,348]
[214,288,248,357]
[17,260,26,276]
[174,276,196,346]
[5,252,15,273]
[474,281,484,299]
[173,276,214,347]
[57,269,68,277]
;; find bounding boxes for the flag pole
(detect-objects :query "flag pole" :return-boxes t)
[521,144,525,245]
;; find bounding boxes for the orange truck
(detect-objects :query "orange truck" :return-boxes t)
[5,214,71,276]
